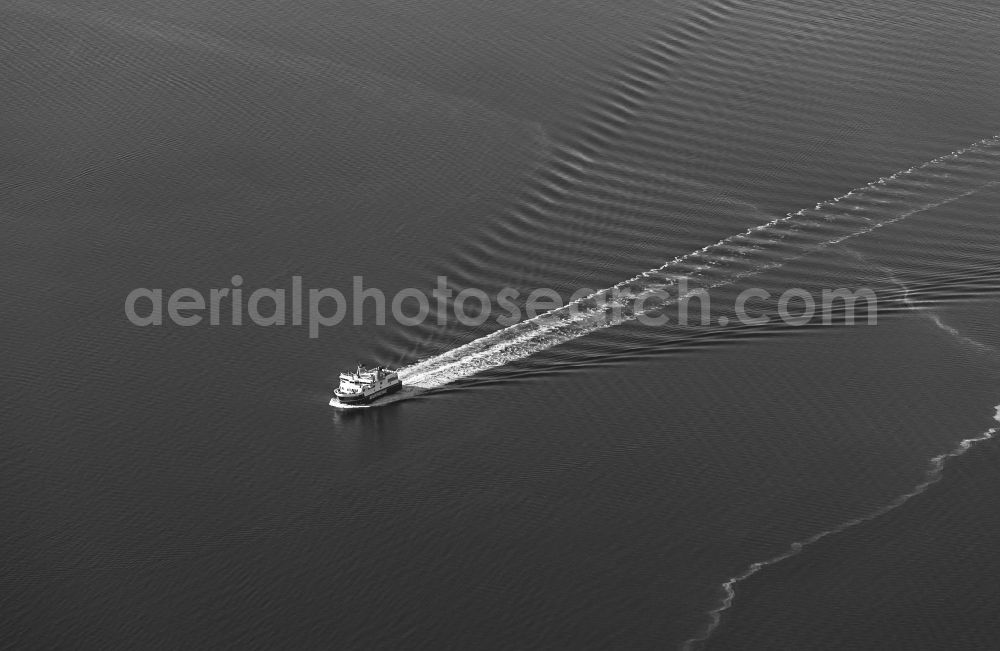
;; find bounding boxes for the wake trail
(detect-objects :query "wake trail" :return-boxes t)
[683,249,1000,650]
[400,135,1000,389]
[851,249,999,355]
[894,277,998,353]
[681,404,1000,650]
[7,0,524,126]
[924,313,997,353]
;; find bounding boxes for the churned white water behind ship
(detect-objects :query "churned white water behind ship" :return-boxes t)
[399,135,1000,390]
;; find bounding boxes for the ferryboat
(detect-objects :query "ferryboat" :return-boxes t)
[330,364,402,406]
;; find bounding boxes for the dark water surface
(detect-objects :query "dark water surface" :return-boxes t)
[3,0,1000,648]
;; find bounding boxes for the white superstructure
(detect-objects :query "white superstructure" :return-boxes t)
[330,364,402,406]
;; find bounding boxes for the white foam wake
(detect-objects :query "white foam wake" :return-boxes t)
[859,251,999,355]
[924,313,996,354]
[680,404,1000,650]
[400,135,1000,389]
[680,248,1000,649]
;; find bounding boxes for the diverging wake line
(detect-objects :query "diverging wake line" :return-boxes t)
[681,402,1000,650]
[400,135,1000,389]
[680,251,1000,649]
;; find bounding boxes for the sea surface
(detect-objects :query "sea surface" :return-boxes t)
[3,0,1000,648]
